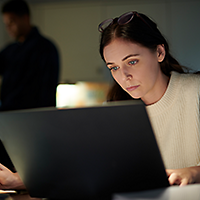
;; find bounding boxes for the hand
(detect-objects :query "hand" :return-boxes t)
[166,166,200,186]
[0,163,25,190]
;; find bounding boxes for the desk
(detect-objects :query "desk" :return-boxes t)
[0,193,41,200]
[10,194,42,200]
[1,185,200,200]
[113,184,200,200]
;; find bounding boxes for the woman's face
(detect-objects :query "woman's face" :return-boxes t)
[103,38,168,105]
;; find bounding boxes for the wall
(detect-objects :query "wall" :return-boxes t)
[30,1,104,83]
[0,0,200,83]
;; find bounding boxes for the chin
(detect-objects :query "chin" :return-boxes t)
[129,94,141,99]
[9,34,16,40]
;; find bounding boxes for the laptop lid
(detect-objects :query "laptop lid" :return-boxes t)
[0,100,169,199]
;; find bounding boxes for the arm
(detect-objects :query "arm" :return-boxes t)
[166,166,200,186]
[0,163,25,190]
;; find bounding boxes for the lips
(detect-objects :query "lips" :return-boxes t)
[126,85,140,92]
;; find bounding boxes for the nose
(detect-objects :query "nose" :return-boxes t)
[121,65,132,81]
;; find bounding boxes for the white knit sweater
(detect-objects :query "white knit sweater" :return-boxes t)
[146,71,200,169]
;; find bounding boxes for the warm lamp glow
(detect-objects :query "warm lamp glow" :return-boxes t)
[56,84,79,108]
[56,82,109,108]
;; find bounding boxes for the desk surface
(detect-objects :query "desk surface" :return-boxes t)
[0,193,41,200]
[1,184,200,200]
[113,184,200,200]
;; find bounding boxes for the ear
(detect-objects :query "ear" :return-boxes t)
[157,44,165,63]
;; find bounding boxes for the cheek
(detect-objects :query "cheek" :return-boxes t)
[111,72,122,84]
[142,56,160,77]
[8,24,16,32]
[143,65,161,88]
[111,73,127,91]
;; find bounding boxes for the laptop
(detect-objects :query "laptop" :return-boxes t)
[0,100,169,200]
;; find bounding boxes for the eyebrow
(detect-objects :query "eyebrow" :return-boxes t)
[122,54,139,61]
[106,54,139,66]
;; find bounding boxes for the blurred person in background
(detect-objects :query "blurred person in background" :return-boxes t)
[0,0,59,111]
[0,0,59,173]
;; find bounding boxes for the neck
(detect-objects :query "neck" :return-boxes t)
[142,73,170,106]
[17,26,32,43]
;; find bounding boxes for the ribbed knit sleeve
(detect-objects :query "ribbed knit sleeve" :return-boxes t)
[146,71,200,169]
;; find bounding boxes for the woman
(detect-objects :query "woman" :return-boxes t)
[98,11,200,186]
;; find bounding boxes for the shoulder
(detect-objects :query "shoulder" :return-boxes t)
[39,37,59,56]
[0,42,18,58]
[37,30,57,48]
[171,71,200,86]
[170,71,200,98]
[31,27,58,52]
[0,42,17,52]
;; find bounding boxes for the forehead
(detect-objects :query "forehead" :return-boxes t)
[3,13,21,23]
[103,39,143,61]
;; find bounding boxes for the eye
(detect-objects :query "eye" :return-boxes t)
[128,60,138,65]
[109,66,119,71]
